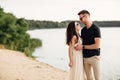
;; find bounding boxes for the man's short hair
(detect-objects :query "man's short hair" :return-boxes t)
[78,10,90,16]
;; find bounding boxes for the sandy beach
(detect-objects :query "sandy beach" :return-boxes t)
[0,49,67,80]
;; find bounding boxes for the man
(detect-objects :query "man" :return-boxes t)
[75,10,101,80]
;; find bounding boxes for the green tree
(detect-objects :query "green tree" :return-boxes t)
[0,7,42,58]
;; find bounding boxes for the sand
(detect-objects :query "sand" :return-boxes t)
[0,49,68,80]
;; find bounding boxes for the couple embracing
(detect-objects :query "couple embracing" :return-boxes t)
[66,10,101,80]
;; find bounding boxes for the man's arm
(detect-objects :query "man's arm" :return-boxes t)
[84,38,101,49]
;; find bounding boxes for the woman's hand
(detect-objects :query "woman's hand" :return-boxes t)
[69,61,73,67]
[74,43,83,51]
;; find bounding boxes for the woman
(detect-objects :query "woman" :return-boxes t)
[66,21,85,80]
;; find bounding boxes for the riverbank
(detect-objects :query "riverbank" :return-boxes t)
[0,49,67,80]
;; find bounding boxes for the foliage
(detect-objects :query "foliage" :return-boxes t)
[27,20,120,30]
[0,7,42,57]
[27,20,69,30]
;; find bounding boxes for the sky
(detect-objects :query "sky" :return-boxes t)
[0,0,120,22]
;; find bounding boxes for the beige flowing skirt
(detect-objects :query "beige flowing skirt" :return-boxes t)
[66,50,85,80]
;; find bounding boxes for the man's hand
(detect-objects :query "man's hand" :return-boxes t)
[74,43,83,51]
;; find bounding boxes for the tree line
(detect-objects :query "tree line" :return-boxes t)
[27,20,120,29]
[94,21,120,27]
[27,20,69,29]
[0,7,42,58]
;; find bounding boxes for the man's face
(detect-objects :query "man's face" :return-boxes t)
[79,14,87,23]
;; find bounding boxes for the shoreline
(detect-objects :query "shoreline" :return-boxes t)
[0,49,67,80]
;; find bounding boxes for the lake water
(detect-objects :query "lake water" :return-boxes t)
[27,28,120,80]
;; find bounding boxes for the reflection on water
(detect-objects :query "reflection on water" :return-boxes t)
[27,28,120,80]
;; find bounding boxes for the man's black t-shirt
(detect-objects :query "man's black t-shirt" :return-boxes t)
[81,23,101,58]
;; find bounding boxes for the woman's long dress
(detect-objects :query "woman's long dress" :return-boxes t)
[67,39,85,80]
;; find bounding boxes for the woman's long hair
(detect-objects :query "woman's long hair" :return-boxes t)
[66,21,79,45]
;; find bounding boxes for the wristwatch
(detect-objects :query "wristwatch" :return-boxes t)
[83,45,85,49]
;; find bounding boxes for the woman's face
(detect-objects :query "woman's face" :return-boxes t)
[75,22,81,33]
